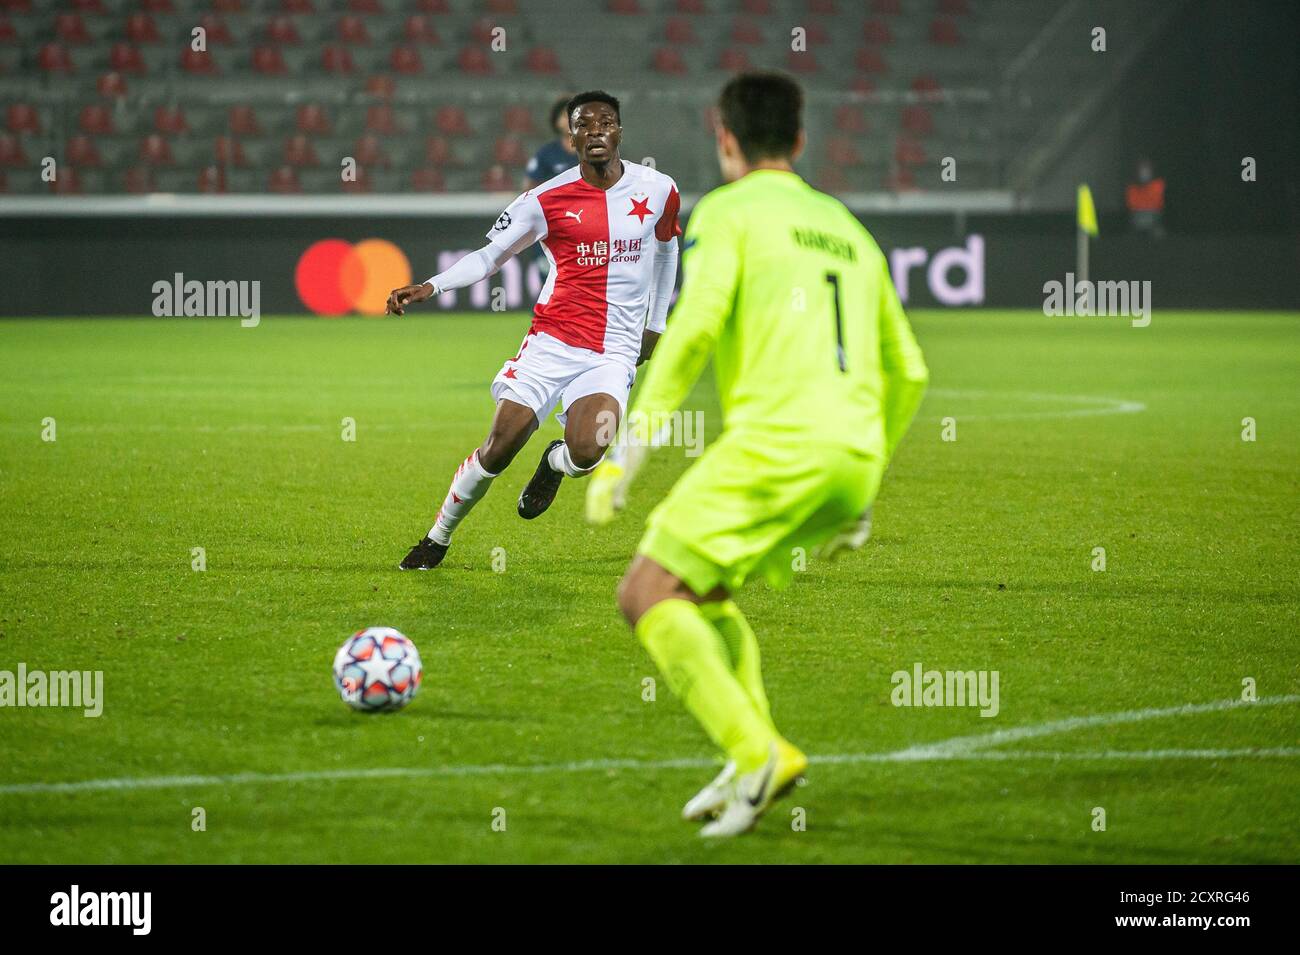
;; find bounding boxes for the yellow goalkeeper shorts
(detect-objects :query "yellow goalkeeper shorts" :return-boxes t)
[637,431,884,595]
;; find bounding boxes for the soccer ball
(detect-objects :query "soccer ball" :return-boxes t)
[332,627,423,712]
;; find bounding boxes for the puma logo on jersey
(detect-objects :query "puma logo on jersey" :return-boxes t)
[564,209,584,223]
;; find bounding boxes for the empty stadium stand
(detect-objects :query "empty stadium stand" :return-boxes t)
[0,0,1147,196]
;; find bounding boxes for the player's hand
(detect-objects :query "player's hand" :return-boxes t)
[386,282,434,316]
[817,506,873,561]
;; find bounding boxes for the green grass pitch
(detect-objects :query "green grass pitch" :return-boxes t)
[0,310,1296,864]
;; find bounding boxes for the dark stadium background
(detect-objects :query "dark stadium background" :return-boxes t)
[0,0,1295,314]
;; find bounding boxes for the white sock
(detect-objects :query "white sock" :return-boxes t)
[429,450,497,545]
[547,441,600,478]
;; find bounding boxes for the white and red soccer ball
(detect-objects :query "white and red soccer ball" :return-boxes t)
[332,627,422,712]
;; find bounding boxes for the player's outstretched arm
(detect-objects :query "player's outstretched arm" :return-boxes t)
[385,243,516,316]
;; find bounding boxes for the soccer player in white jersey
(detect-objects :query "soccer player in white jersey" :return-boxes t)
[386,91,682,569]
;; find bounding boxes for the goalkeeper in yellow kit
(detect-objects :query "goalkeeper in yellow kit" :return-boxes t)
[607,71,929,837]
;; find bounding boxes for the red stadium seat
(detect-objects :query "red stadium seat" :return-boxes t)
[740,0,771,13]
[295,104,331,134]
[848,73,876,94]
[0,18,15,43]
[6,103,40,133]
[608,0,642,14]
[365,104,400,134]
[804,21,830,44]
[338,15,371,44]
[38,43,76,73]
[809,0,837,13]
[140,0,173,11]
[0,131,28,166]
[180,47,218,74]
[55,13,90,44]
[97,72,129,97]
[1,0,32,11]
[321,45,355,74]
[197,166,226,193]
[911,73,941,95]
[493,136,526,167]
[212,0,244,11]
[423,135,453,165]
[252,46,287,74]
[825,136,862,166]
[434,106,470,136]
[786,50,820,73]
[456,46,492,75]
[718,47,750,71]
[109,43,146,74]
[268,166,302,193]
[199,15,233,44]
[894,136,926,166]
[469,18,495,44]
[481,164,512,191]
[365,74,395,99]
[139,133,174,166]
[416,0,449,11]
[404,15,441,44]
[126,13,161,44]
[652,47,687,74]
[353,134,389,167]
[67,134,102,167]
[674,0,705,13]
[863,19,892,44]
[390,45,423,74]
[267,16,301,44]
[341,168,372,194]
[280,0,313,13]
[929,18,963,46]
[283,133,319,166]
[348,0,382,13]
[229,105,262,135]
[854,47,887,73]
[665,17,695,43]
[52,167,83,195]
[79,104,115,135]
[213,135,248,166]
[486,0,517,13]
[502,105,534,134]
[731,18,762,44]
[154,105,189,134]
[123,166,154,194]
[71,0,104,11]
[526,46,561,74]
[833,105,867,134]
[901,105,934,136]
[410,167,445,192]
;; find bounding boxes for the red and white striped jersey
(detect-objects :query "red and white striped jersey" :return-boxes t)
[485,160,682,364]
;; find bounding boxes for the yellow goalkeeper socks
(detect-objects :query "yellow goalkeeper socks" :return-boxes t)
[701,599,776,734]
[635,599,776,773]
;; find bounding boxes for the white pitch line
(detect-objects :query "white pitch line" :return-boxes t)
[1,695,1295,797]
[925,388,1146,421]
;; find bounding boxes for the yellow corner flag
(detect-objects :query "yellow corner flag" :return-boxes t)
[1077,183,1099,237]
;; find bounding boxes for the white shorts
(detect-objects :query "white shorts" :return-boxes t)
[491,330,637,427]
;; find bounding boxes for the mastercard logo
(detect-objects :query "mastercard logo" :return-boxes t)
[295,238,412,316]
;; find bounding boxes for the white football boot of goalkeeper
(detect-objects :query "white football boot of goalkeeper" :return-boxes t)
[682,761,735,821]
[699,740,807,839]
